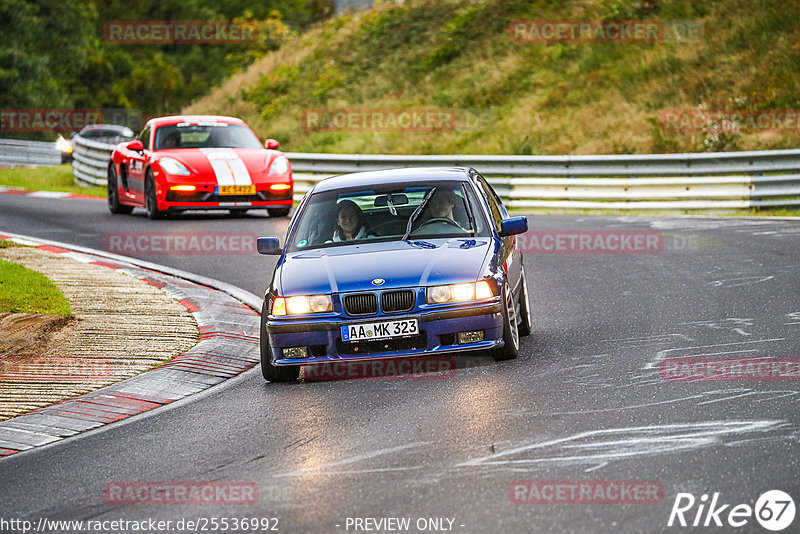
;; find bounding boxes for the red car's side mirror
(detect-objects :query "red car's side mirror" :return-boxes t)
[265,139,280,149]
[126,140,144,151]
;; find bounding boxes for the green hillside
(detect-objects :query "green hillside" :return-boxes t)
[185,0,800,155]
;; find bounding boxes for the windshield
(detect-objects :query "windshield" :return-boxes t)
[287,181,489,252]
[154,122,262,150]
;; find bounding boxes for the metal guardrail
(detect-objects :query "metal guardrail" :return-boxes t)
[286,150,800,209]
[0,139,61,167]
[71,135,117,187]
[66,138,800,209]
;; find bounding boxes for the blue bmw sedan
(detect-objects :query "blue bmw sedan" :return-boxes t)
[257,167,531,382]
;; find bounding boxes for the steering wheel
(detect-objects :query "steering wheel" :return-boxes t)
[417,217,462,229]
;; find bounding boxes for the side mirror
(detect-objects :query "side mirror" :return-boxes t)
[257,237,282,255]
[499,216,528,237]
[265,139,280,149]
[126,140,144,152]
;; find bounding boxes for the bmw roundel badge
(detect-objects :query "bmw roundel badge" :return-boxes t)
[372,278,385,286]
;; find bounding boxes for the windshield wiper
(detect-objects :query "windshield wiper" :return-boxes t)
[460,184,476,233]
[401,187,437,241]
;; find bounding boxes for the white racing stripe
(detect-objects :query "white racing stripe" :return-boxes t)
[200,148,252,187]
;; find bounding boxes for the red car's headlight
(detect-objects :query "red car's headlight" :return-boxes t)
[268,155,289,175]
[160,157,191,176]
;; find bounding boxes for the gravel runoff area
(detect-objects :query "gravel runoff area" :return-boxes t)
[0,234,261,456]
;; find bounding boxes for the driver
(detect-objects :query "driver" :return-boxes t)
[162,131,181,149]
[211,127,232,147]
[417,189,467,231]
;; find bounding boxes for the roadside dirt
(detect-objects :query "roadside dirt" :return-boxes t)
[0,312,78,359]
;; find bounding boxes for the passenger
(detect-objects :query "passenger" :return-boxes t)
[331,200,368,242]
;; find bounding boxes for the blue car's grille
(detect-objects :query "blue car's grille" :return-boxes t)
[343,293,378,315]
[380,290,415,313]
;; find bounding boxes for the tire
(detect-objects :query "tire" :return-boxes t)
[518,265,532,337]
[492,280,520,361]
[107,165,133,215]
[145,170,166,220]
[267,206,291,218]
[260,303,300,382]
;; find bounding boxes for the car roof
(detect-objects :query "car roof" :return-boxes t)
[312,167,477,193]
[146,115,247,128]
[79,124,132,133]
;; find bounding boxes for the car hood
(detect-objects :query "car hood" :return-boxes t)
[156,148,273,177]
[278,238,491,295]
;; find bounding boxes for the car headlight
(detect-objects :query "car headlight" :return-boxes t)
[268,155,289,175]
[159,157,191,176]
[426,281,494,304]
[55,135,72,154]
[272,294,333,316]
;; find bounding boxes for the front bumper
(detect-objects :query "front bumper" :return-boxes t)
[265,299,504,366]
[162,198,292,211]
[156,171,293,211]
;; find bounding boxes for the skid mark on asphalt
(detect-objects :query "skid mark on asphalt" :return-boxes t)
[641,338,786,371]
[679,318,755,336]
[707,275,774,288]
[784,311,800,326]
[597,333,694,350]
[455,420,790,471]
[274,441,431,477]
[551,389,798,415]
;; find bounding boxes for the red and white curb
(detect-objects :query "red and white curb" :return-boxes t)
[0,233,261,457]
[0,186,102,200]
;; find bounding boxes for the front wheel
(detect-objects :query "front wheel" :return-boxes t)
[107,165,133,215]
[260,304,300,382]
[145,171,166,220]
[492,281,520,361]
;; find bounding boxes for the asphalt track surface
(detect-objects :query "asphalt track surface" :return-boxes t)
[1,194,799,533]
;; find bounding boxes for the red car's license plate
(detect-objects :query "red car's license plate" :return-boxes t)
[217,185,255,195]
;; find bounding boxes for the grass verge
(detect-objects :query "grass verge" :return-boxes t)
[0,165,105,197]
[0,256,71,316]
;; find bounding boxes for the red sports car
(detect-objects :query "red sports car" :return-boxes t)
[108,115,293,218]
